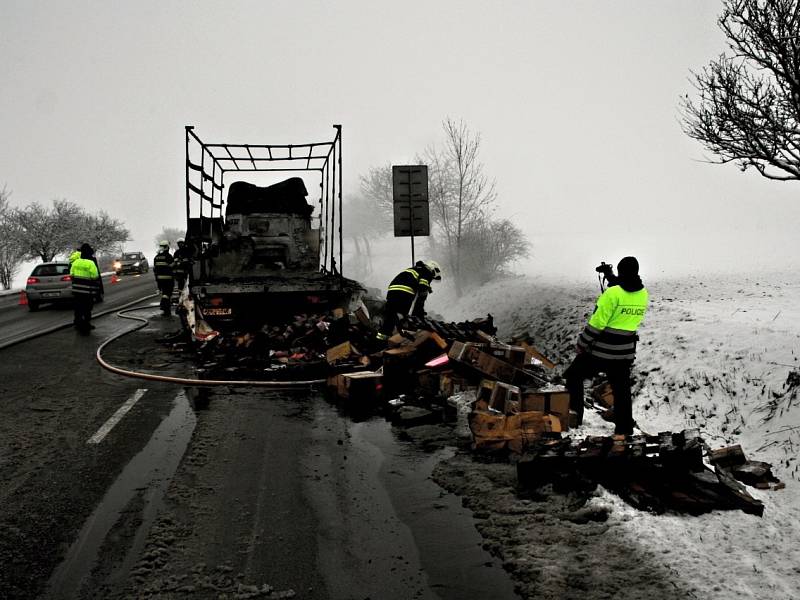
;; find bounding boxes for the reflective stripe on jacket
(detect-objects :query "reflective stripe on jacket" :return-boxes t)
[387,267,431,296]
[70,258,100,296]
[578,285,649,360]
[153,251,174,280]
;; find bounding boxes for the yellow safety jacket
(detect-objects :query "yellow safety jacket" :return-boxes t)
[578,284,649,360]
[70,258,100,296]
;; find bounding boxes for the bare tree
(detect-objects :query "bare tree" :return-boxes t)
[422,119,496,294]
[342,192,391,281]
[682,0,800,180]
[0,187,26,289]
[13,200,84,261]
[13,199,130,262]
[82,211,130,255]
[432,218,530,289]
[154,227,185,250]
[358,165,395,224]
[357,119,529,294]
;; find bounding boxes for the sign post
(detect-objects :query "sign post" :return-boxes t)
[392,165,429,264]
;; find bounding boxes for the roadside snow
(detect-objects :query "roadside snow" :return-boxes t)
[429,270,800,600]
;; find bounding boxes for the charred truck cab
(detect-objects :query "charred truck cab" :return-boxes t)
[184,125,363,331]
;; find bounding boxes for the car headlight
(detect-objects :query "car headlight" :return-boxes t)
[133,261,140,267]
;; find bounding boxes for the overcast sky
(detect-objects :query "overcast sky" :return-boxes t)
[2,0,799,282]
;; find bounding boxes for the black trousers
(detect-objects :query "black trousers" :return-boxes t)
[380,291,414,336]
[157,279,174,314]
[73,293,94,333]
[564,352,634,435]
[174,272,187,292]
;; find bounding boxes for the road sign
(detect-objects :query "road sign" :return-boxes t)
[392,165,429,237]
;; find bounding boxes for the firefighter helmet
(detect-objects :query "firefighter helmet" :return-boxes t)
[425,260,442,281]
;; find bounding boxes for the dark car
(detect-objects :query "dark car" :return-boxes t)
[113,251,149,275]
[25,262,104,311]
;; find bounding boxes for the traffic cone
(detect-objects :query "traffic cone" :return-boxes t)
[18,291,27,306]
[110,274,119,284]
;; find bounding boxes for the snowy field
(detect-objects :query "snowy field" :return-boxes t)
[427,271,800,600]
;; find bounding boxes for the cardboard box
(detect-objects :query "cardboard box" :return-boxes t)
[341,371,383,401]
[416,369,441,397]
[382,345,418,395]
[520,387,571,430]
[388,333,413,348]
[488,343,527,367]
[448,341,485,361]
[475,379,496,410]
[326,341,360,364]
[440,372,472,398]
[489,382,521,414]
[475,351,518,383]
[469,408,561,453]
[519,342,556,369]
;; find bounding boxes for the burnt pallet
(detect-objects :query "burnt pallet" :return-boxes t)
[516,430,765,516]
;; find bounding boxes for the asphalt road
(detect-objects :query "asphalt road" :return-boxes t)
[0,274,157,348]
[0,296,520,599]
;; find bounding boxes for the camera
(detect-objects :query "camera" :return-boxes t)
[595,261,613,275]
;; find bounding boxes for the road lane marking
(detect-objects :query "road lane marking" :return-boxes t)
[87,389,148,444]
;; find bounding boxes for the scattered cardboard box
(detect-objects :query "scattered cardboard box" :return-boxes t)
[326,341,360,364]
[521,386,571,430]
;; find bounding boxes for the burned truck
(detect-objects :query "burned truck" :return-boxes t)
[183,125,363,332]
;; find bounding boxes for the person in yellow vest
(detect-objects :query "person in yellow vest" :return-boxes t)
[69,243,101,334]
[564,256,649,435]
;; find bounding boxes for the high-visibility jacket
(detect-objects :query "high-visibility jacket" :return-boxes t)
[387,266,433,297]
[68,250,81,265]
[578,284,649,360]
[153,250,174,281]
[70,258,100,296]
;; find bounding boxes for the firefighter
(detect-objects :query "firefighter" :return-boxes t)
[70,243,101,334]
[377,260,442,340]
[153,241,174,315]
[563,256,649,435]
[172,238,193,292]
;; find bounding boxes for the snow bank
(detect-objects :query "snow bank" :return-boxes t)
[430,270,800,599]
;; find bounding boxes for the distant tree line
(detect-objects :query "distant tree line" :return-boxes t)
[351,118,529,294]
[0,187,129,289]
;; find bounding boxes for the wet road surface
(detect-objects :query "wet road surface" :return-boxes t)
[0,303,520,599]
[0,273,156,348]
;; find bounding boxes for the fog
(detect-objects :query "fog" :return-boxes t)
[3,1,799,288]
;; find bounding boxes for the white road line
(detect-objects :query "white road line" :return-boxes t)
[87,389,148,445]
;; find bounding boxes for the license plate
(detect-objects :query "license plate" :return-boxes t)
[203,307,232,316]
[42,292,61,298]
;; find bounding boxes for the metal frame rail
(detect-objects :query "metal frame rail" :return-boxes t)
[184,125,344,278]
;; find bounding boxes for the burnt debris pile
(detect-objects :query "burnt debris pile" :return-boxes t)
[160,303,781,516]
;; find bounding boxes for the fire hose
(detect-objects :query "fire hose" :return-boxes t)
[96,304,326,388]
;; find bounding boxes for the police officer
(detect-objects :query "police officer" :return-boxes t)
[70,243,101,334]
[172,238,193,291]
[377,260,442,340]
[153,241,174,315]
[563,256,649,435]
